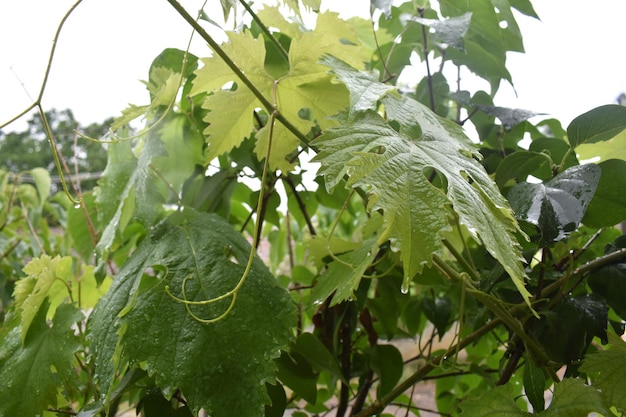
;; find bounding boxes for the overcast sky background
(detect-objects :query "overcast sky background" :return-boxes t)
[1,0,625,134]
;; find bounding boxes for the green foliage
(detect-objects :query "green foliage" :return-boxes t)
[1,1,626,416]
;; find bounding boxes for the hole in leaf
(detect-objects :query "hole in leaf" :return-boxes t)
[298,107,311,121]
[499,20,508,29]
[423,166,449,193]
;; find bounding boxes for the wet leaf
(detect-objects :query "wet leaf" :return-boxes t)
[89,209,297,417]
[413,13,472,50]
[508,164,601,245]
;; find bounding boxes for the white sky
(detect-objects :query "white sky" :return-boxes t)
[1,0,625,133]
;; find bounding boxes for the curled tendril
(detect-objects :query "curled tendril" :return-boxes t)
[165,87,279,324]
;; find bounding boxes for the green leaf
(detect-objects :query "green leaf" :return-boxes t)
[368,344,404,397]
[459,384,531,416]
[13,255,73,343]
[293,332,345,383]
[191,13,363,171]
[580,333,626,412]
[422,296,452,338]
[89,209,296,417]
[478,105,543,130]
[495,150,553,188]
[0,301,83,417]
[523,358,546,411]
[583,159,626,227]
[567,104,626,148]
[315,88,529,302]
[537,378,607,417]
[29,167,51,207]
[532,295,607,364]
[413,12,472,50]
[508,164,601,245]
[275,350,318,404]
[588,236,626,320]
[320,55,393,114]
[311,237,379,305]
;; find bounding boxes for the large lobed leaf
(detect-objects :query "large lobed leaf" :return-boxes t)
[89,209,297,417]
[314,59,529,301]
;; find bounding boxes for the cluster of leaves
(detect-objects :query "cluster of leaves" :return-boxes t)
[1,0,626,416]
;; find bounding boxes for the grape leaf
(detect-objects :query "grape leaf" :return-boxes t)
[190,12,366,171]
[0,301,83,417]
[89,209,297,417]
[13,255,72,343]
[580,333,626,412]
[459,384,530,416]
[537,377,607,417]
[314,83,529,301]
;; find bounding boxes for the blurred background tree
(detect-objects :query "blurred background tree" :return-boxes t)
[0,109,110,190]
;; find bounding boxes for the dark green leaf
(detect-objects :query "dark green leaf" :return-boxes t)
[583,159,626,228]
[567,104,626,148]
[293,332,345,383]
[508,164,601,244]
[523,358,546,411]
[265,381,287,417]
[368,344,403,397]
[588,236,626,320]
[89,210,297,417]
[275,351,318,404]
[422,296,451,338]
[495,150,553,188]
[0,302,82,417]
[532,295,607,364]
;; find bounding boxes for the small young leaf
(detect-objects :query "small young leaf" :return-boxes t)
[13,255,72,343]
[508,164,601,245]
